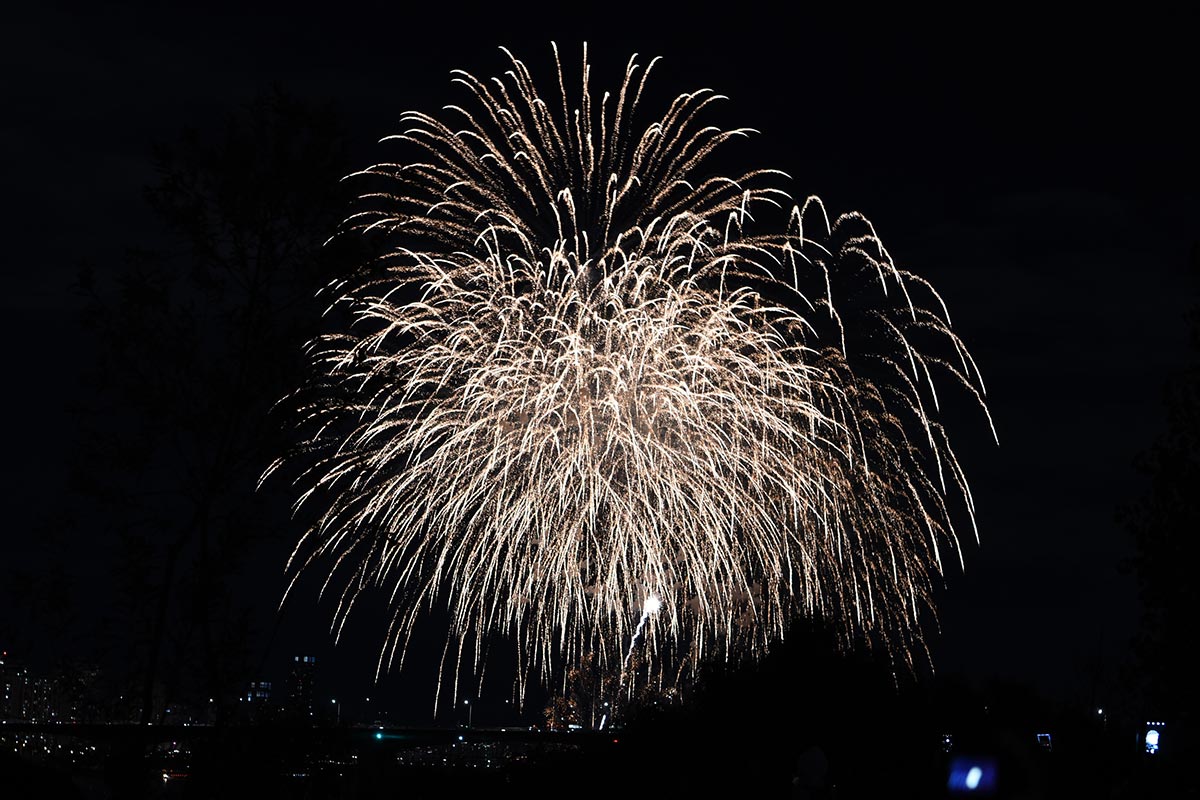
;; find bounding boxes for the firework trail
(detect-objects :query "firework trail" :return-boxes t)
[622,594,662,674]
[267,44,994,703]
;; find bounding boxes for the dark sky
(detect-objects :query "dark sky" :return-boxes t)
[4,3,1196,721]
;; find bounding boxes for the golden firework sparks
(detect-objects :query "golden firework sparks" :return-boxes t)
[266,44,994,704]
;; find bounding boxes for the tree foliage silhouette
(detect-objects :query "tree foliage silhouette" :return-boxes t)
[1121,243,1200,726]
[76,89,351,723]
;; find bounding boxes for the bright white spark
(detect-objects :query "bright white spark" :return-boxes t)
[621,592,663,675]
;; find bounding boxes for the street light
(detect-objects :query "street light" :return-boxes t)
[331,698,340,725]
[464,699,472,728]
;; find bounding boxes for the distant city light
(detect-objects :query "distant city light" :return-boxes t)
[948,757,997,795]
[1144,720,1166,755]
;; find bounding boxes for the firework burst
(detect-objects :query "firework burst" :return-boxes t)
[268,45,994,703]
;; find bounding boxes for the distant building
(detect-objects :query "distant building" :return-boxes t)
[287,656,316,718]
[240,680,274,723]
[0,651,57,722]
[1,652,102,723]
[246,680,272,703]
[1,651,26,720]
[22,675,55,723]
[54,662,102,723]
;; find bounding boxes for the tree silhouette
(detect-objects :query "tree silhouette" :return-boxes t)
[1121,243,1200,728]
[75,88,353,723]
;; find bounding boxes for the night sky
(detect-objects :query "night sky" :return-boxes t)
[4,3,1196,723]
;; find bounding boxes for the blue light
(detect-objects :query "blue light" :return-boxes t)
[948,757,997,795]
[375,731,383,740]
